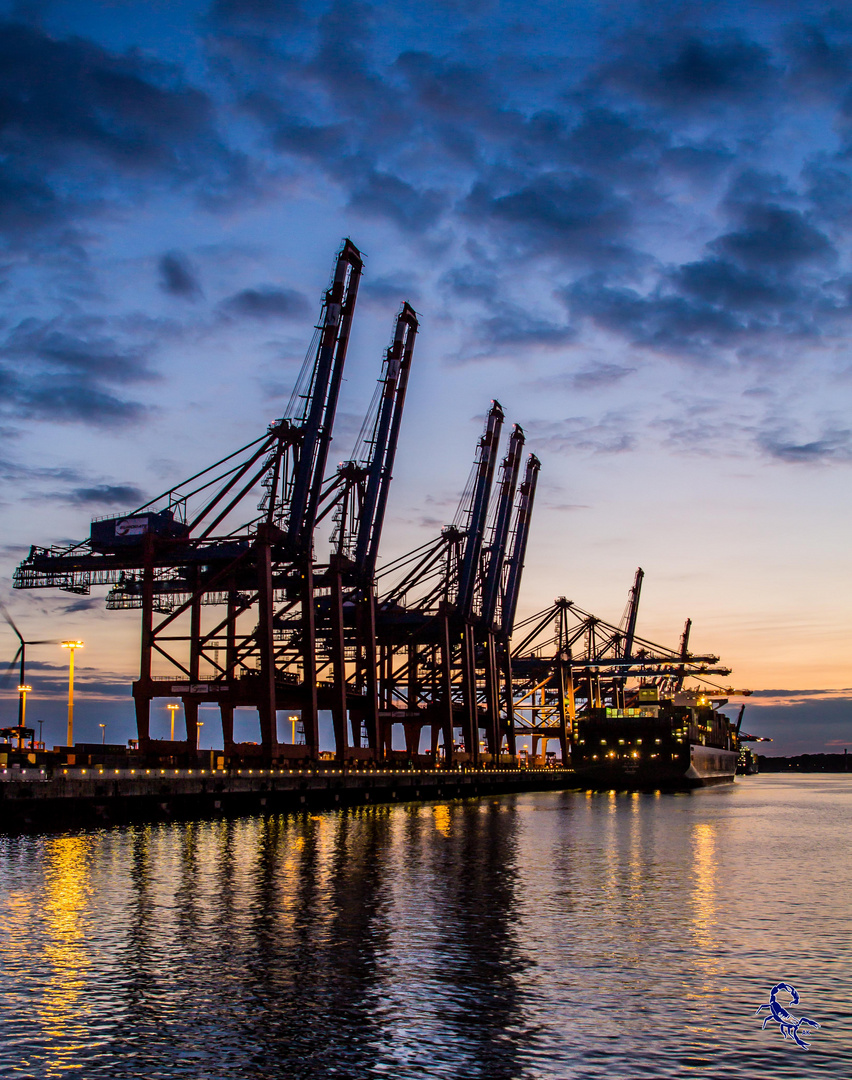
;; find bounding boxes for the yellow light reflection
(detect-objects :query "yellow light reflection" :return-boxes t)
[688,821,724,1000]
[39,836,92,1074]
[690,823,716,950]
[432,804,451,837]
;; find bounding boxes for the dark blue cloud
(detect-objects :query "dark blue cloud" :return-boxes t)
[312,0,392,119]
[711,204,835,270]
[571,363,637,390]
[758,428,852,463]
[0,316,156,425]
[270,114,351,162]
[395,48,517,147]
[7,381,149,425]
[659,142,735,184]
[563,277,742,355]
[0,18,248,245]
[360,273,422,306]
[474,307,576,353]
[530,364,637,393]
[530,412,636,455]
[439,259,501,302]
[210,0,303,29]
[0,458,81,484]
[220,285,311,319]
[600,30,781,111]
[0,167,61,238]
[2,317,153,383]
[67,484,146,506]
[3,1,852,442]
[158,251,202,299]
[348,168,447,230]
[656,35,778,102]
[558,150,850,359]
[61,596,102,613]
[673,258,795,311]
[563,107,664,171]
[0,22,211,164]
[464,174,635,264]
[746,696,852,755]
[803,158,852,225]
[784,23,852,98]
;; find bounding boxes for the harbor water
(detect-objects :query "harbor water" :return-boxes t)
[1,774,849,1078]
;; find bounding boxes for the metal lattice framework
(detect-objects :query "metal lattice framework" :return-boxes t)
[11,239,735,769]
[508,595,732,760]
[367,405,541,765]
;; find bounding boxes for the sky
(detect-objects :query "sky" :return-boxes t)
[1,0,851,755]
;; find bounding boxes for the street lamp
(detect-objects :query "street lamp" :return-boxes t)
[60,640,84,747]
[17,685,32,748]
[197,721,204,749]
[289,714,299,744]
[166,703,180,741]
[99,723,106,745]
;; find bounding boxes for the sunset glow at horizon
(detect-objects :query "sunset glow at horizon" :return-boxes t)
[1,0,851,755]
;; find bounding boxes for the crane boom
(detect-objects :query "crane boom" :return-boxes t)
[288,239,363,552]
[480,424,524,627]
[622,567,644,663]
[455,401,504,619]
[500,453,541,637]
[354,303,418,579]
[674,617,692,691]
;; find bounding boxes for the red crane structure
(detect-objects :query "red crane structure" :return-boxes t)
[508,587,731,763]
[11,240,545,767]
[14,240,412,764]
[10,239,733,772]
[373,407,540,765]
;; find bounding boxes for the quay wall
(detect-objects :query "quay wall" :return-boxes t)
[0,766,578,832]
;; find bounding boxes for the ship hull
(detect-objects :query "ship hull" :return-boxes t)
[574,744,738,791]
[685,744,738,785]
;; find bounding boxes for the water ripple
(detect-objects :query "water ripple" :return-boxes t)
[1,777,850,1078]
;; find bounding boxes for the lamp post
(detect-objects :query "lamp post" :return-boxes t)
[167,703,180,741]
[197,721,204,749]
[17,685,31,748]
[61,640,84,748]
[99,723,106,745]
[289,714,299,744]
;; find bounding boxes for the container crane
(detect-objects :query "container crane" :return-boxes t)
[303,302,419,760]
[12,240,426,765]
[370,406,539,767]
[495,451,541,754]
[478,424,525,760]
[456,402,504,619]
[286,240,362,553]
[509,590,731,764]
[480,425,524,629]
[674,618,691,692]
[354,303,418,581]
[500,453,541,639]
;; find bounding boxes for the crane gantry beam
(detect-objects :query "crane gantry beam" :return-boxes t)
[10,240,734,773]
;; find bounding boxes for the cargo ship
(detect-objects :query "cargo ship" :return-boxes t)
[571,687,740,790]
[737,746,760,775]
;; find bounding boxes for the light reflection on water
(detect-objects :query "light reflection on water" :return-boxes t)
[40,837,92,1075]
[1,776,850,1079]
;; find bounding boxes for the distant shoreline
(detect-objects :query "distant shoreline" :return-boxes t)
[758,753,849,773]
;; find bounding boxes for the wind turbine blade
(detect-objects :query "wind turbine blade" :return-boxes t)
[0,646,23,689]
[0,602,23,644]
[27,640,59,646]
